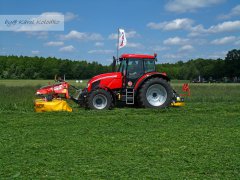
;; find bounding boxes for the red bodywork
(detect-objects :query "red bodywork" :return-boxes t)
[87,71,169,92]
[87,72,122,92]
[120,54,155,59]
[36,82,70,99]
[134,72,169,90]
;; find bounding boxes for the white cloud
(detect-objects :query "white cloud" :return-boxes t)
[108,33,118,40]
[126,31,139,38]
[179,45,194,52]
[108,34,117,40]
[211,36,237,45]
[31,50,40,55]
[192,38,208,45]
[26,31,48,39]
[188,25,207,36]
[61,30,103,41]
[162,53,182,59]
[40,12,62,17]
[147,17,240,36]
[235,39,240,45]
[108,30,139,40]
[208,51,227,59]
[88,49,114,54]
[189,20,240,36]
[165,0,225,13]
[126,42,143,49]
[59,45,75,52]
[147,18,240,37]
[147,18,204,37]
[39,12,77,22]
[163,37,189,45]
[219,5,240,19]
[207,20,240,33]
[45,41,64,46]
[151,46,169,51]
[95,42,104,47]
[64,12,78,22]
[88,33,104,41]
[147,18,194,31]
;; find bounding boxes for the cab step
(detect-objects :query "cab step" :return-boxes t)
[126,88,134,104]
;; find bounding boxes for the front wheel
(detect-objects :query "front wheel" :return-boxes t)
[87,89,112,110]
[139,78,173,108]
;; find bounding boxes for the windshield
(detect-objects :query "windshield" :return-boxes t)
[118,60,127,74]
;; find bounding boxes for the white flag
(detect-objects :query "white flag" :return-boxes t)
[118,29,127,49]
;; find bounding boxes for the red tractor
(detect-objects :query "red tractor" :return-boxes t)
[36,53,184,110]
[77,53,183,109]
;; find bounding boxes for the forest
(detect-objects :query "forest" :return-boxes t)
[0,49,239,81]
[159,49,240,82]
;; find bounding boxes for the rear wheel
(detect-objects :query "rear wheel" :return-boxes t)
[87,89,112,110]
[139,78,173,108]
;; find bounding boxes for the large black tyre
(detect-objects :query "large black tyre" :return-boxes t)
[87,89,112,110]
[138,78,173,108]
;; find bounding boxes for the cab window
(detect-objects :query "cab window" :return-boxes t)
[127,59,143,78]
[144,60,155,73]
[118,60,127,75]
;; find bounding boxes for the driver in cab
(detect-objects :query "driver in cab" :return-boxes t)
[128,60,140,78]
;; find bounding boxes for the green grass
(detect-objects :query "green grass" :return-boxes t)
[0,80,239,179]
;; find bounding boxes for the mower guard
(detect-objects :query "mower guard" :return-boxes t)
[34,99,72,112]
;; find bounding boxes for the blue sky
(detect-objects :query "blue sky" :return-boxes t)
[0,0,239,64]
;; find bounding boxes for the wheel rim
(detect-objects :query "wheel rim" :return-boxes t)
[146,84,167,106]
[92,94,107,109]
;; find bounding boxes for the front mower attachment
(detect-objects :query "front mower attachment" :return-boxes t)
[34,99,72,112]
[34,81,83,112]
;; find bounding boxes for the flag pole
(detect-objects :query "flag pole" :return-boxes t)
[116,28,120,63]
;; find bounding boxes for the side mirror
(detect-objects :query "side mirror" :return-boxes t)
[112,56,116,72]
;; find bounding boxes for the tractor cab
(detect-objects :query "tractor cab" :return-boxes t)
[116,54,157,87]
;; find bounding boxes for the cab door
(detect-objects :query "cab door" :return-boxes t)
[126,59,143,87]
[118,59,127,88]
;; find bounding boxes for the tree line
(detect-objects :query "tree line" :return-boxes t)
[157,49,240,81]
[0,49,239,81]
[0,56,111,79]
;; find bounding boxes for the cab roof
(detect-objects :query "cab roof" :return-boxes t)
[120,54,156,59]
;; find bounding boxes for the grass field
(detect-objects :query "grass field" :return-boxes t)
[0,80,239,179]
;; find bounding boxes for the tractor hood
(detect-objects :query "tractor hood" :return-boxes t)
[87,72,122,91]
